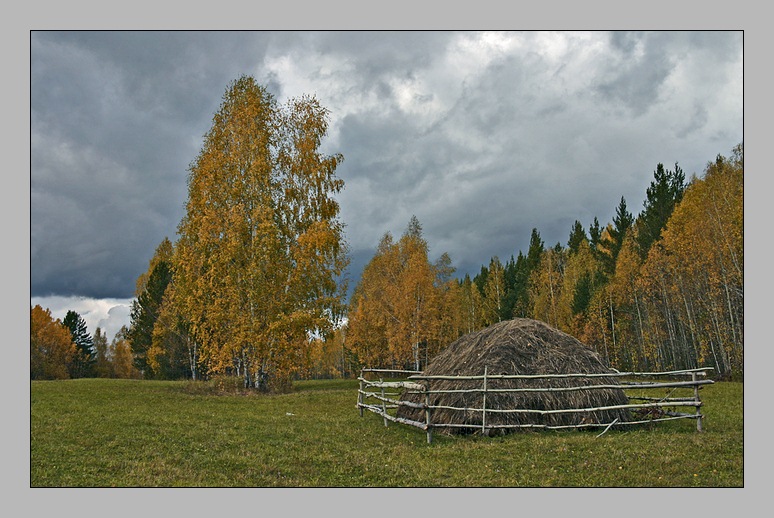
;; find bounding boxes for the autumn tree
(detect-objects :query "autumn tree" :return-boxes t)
[457,274,485,334]
[110,326,138,379]
[565,240,605,335]
[128,240,174,377]
[173,75,348,391]
[432,252,465,353]
[639,144,743,378]
[148,284,198,380]
[92,327,112,378]
[605,232,647,370]
[31,305,76,380]
[347,217,456,370]
[62,310,95,378]
[529,247,565,328]
[481,256,506,326]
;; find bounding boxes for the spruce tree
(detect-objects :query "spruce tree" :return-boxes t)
[62,310,95,378]
[128,259,173,377]
[601,197,634,276]
[636,162,686,259]
[567,220,587,255]
[588,217,602,252]
[511,229,544,318]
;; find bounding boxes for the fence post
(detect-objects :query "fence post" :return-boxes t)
[482,365,488,434]
[380,378,388,427]
[358,371,364,417]
[424,382,433,444]
[692,371,703,432]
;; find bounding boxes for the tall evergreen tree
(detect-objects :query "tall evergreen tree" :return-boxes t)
[473,264,489,297]
[526,228,545,270]
[128,258,173,377]
[635,162,686,259]
[567,220,587,255]
[511,229,545,317]
[62,310,95,378]
[588,217,602,252]
[501,255,518,318]
[600,197,634,276]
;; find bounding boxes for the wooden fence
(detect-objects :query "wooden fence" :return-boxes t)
[356,367,714,444]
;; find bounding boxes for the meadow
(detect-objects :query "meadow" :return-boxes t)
[30,377,742,487]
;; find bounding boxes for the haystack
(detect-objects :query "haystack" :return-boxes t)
[397,318,631,433]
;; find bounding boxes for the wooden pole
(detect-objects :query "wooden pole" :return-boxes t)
[482,365,488,434]
[358,376,364,417]
[693,371,703,432]
[424,383,433,444]
[380,378,388,427]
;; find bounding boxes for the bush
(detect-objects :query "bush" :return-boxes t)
[182,375,255,396]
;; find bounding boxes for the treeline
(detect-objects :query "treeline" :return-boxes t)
[346,143,743,379]
[29,75,743,385]
[32,76,350,389]
[30,305,138,380]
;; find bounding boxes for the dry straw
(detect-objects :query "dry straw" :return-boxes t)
[396,318,631,434]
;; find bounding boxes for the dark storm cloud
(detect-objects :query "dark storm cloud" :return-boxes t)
[31,30,743,310]
[31,31,274,298]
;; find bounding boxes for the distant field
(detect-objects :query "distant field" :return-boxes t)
[30,377,742,487]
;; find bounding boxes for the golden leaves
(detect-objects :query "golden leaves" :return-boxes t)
[171,76,348,389]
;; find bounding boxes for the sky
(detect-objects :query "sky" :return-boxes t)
[12,2,771,510]
[29,30,743,340]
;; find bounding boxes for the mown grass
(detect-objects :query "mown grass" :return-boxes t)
[30,377,742,487]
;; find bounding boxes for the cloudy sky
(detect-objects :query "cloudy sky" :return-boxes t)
[29,30,743,340]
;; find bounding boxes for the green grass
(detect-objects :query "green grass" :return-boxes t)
[30,378,743,487]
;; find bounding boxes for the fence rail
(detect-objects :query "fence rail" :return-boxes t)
[356,367,714,444]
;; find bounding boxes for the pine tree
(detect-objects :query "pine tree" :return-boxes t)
[62,310,95,378]
[588,217,602,252]
[567,220,587,255]
[128,256,173,377]
[635,162,686,259]
[511,228,544,317]
[600,197,633,276]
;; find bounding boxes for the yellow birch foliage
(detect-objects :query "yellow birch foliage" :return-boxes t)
[529,248,564,329]
[347,220,452,370]
[457,275,485,335]
[606,232,646,370]
[30,305,76,380]
[110,335,139,379]
[173,76,348,390]
[482,257,505,326]
[639,145,743,377]
[561,240,602,338]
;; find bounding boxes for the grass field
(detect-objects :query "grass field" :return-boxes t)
[30,377,743,487]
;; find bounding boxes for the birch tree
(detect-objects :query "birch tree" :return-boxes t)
[30,305,76,380]
[173,76,348,391]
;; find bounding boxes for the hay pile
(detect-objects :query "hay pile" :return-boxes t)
[397,318,631,433]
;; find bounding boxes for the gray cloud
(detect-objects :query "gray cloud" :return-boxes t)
[31,30,743,307]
